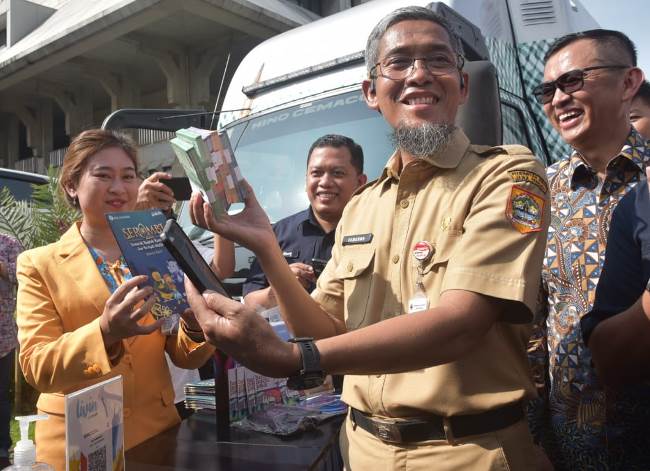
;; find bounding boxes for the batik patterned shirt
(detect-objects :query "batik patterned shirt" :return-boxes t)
[0,234,22,358]
[529,128,650,470]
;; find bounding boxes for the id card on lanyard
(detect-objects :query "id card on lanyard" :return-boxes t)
[407,241,432,313]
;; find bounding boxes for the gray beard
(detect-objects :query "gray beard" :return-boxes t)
[390,122,456,159]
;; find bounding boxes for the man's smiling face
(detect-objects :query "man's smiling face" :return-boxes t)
[542,39,630,151]
[306,146,365,224]
[362,19,468,130]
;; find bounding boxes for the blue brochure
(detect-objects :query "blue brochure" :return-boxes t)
[106,209,188,333]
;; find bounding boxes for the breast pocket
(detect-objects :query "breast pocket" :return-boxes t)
[282,249,301,263]
[335,246,375,329]
[420,233,461,276]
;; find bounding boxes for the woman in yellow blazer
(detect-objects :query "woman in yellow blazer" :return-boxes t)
[16,129,215,471]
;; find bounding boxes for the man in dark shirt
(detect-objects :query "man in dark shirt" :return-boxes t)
[582,178,650,348]
[580,168,650,469]
[243,134,367,309]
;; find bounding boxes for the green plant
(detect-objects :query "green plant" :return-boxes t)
[0,166,80,250]
[0,187,33,250]
[30,167,81,248]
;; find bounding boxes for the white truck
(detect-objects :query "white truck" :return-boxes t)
[104,0,598,293]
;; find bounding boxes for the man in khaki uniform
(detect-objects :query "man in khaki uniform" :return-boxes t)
[184,6,550,470]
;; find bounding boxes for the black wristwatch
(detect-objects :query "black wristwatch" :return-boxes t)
[286,337,325,390]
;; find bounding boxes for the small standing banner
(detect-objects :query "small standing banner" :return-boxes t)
[65,375,124,471]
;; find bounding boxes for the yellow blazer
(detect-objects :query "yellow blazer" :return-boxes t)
[16,222,215,471]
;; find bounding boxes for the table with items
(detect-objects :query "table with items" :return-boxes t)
[125,410,344,470]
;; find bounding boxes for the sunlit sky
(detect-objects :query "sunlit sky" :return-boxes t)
[585,0,650,74]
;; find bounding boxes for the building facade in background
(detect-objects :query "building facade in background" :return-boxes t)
[0,0,369,174]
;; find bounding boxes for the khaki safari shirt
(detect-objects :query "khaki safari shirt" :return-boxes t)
[312,129,549,418]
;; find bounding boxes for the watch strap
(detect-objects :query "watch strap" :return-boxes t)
[288,337,322,375]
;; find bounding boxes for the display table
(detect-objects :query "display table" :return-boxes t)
[125,410,345,470]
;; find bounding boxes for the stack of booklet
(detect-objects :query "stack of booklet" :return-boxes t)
[184,319,334,421]
[184,378,220,412]
[184,367,306,421]
[169,127,246,218]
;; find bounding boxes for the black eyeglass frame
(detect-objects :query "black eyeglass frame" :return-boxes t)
[533,65,629,104]
[370,54,466,81]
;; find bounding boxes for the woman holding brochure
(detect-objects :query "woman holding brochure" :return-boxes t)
[136,169,236,418]
[16,129,216,471]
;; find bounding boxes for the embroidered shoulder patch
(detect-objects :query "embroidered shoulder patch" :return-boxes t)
[508,170,548,194]
[507,186,544,233]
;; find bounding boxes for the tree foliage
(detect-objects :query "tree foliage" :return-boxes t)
[0,186,32,250]
[0,167,79,249]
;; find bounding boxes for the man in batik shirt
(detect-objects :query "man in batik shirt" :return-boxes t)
[528,29,649,470]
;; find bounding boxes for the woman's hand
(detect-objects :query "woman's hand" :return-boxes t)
[99,275,164,347]
[189,181,275,254]
[136,172,175,211]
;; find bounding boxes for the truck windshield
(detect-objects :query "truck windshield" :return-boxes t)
[223,89,393,223]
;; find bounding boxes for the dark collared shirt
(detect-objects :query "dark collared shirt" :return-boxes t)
[583,180,650,343]
[242,207,335,296]
[528,128,650,469]
[580,179,650,470]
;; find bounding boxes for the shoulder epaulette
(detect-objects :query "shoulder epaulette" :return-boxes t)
[351,178,379,197]
[473,144,534,158]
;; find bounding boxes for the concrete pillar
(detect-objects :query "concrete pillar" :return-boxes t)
[38,99,53,166]
[0,117,8,167]
[68,89,93,136]
[36,81,94,137]
[70,58,141,111]
[9,103,41,158]
[189,47,226,108]
[121,34,189,108]
[7,114,19,166]
[115,74,141,109]
[90,71,122,111]
[153,48,190,108]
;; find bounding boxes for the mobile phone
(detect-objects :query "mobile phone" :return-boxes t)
[160,219,230,296]
[162,177,192,201]
[310,258,328,278]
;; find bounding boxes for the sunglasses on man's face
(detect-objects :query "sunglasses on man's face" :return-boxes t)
[532,65,629,104]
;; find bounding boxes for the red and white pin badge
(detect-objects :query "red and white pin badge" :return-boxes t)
[412,241,434,262]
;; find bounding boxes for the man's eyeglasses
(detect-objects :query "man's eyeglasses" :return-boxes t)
[532,65,629,104]
[370,54,465,81]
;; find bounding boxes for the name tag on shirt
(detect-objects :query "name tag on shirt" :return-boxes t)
[342,233,373,246]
